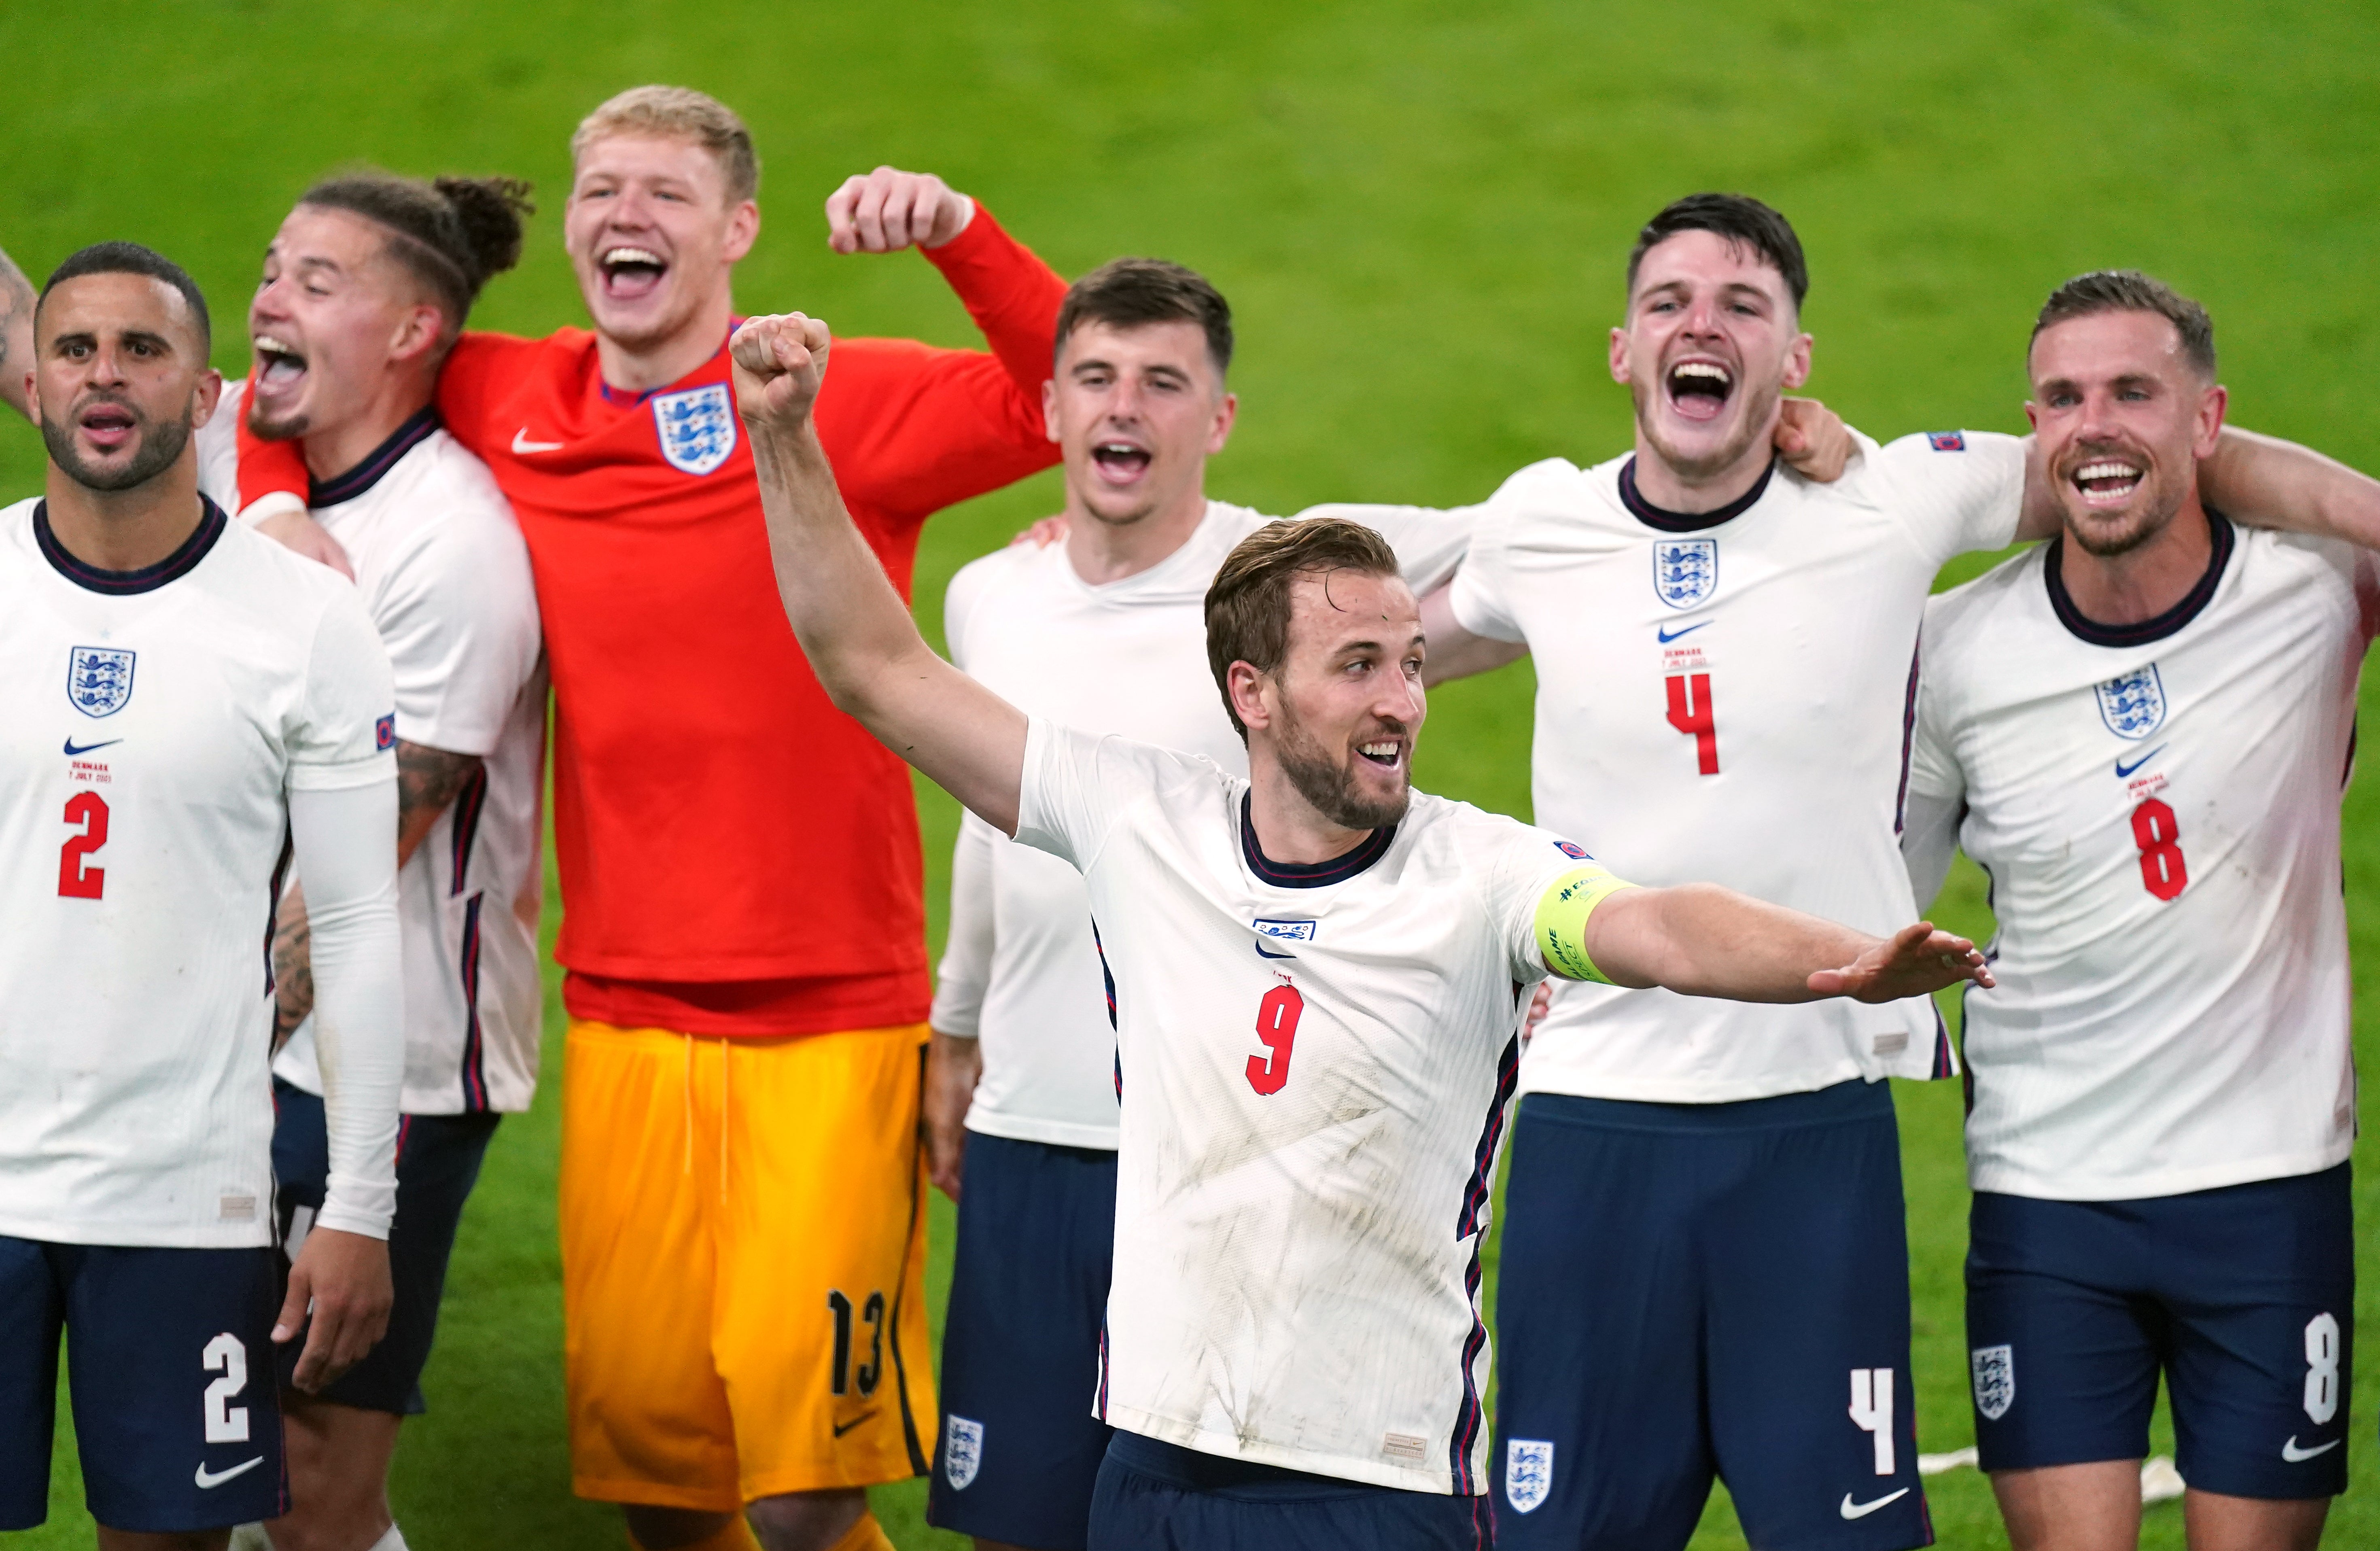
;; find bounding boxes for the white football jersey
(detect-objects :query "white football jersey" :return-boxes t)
[933,499,1472,1148]
[205,391,547,1115]
[1410,430,2024,1101]
[1905,517,2368,1201]
[0,495,396,1247]
[1017,719,1603,1493]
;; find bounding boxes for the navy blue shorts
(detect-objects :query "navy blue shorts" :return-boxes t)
[1493,1080,1930,1550]
[0,1236,286,1533]
[929,1131,1117,1549]
[271,1080,500,1413]
[1966,1163,2353,1499]
[1088,1432,1492,1550]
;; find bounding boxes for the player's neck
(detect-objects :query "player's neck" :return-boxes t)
[1063,484,1209,586]
[1629,420,1775,515]
[1245,752,1381,866]
[44,456,207,572]
[2055,494,2216,627]
[596,290,734,394]
[299,376,437,483]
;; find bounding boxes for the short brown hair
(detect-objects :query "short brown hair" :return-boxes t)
[1205,518,1402,740]
[2032,269,2216,379]
[1056,257,1233,375]
[301,170,533,348]
[572,85,759,206]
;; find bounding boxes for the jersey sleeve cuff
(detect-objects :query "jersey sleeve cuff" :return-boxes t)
[236,489,308,528]
[1534,865,1640,984]
[312,1191,395,1241]
[287,749,398,792]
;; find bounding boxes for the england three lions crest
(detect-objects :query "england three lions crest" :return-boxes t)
[942,1414,984,1491]
[1505,1438,1554,1513]
[2095,664,2166,740]
[652,384,738,476]
[1652,539,1718,609]
[68,646,136,718]
[1971,1344,2015,1422]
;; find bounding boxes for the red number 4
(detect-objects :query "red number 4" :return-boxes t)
[1247,984,1303,1096]
[58,792,109,899]
[2130,797,2187,901]
[1666,673,1719,776]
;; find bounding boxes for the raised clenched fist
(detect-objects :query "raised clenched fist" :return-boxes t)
[729,312,832,429]
[825,166,976,254]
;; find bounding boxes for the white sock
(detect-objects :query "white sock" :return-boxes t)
[367,1526,410,1551]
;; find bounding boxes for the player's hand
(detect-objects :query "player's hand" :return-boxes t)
[255,507,356,581]
[730,313,832,431]
[1775,397,1854,484]
[1520,981,1553,1048]
[276,1225,394,1392]
[1011,515,1068,548]
[923,1030,981,1201]
[825,166,976,255]
[1809,921,1992,1003]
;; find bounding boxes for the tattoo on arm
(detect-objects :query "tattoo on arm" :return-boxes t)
[273,882,314,1051]
[396,740,484,867]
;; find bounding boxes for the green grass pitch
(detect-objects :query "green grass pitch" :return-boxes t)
[3,0,2377,1544]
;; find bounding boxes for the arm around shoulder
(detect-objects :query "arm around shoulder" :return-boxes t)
[2200,427,2380,550]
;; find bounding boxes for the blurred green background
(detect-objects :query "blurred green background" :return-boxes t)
[2,0,2376,1544]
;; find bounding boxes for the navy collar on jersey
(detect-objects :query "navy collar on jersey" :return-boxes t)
[35,493,228,596]
[1239,790,1397,889]
[309,405,441,508]
[596,320,740,407]
[1618,453,1777,534]
[2044,505,2234,649]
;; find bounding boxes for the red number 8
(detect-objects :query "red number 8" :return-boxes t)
[1247,984,1304,1096]
[2131,797,2187,902]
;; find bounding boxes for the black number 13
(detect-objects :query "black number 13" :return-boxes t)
[827,1289,885,1396]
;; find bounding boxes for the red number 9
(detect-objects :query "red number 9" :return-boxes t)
[1247,984,1304,1096]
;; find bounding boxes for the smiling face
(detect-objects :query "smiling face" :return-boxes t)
[1248,568,1427,830]
[1046,318,1235,529]
[1611,229,1811,484]
[564,133,758,354]
[2026,309,2225,557]
[247,204,443,442]
[34,272,219,493]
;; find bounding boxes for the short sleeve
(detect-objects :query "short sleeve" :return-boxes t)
[1014,720,1188,873]
[1868,430,2028,565]
[375,507,541,757]
[1477,821,1638,985]
[288,586,399,791]
[1445,484,1532,644]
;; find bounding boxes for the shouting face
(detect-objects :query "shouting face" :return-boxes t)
[1046,318,1235,530]
[2027,308,2225,558]
[247,203,445,443]
[565,134,758,356]
[1611,229,1810,486]
[33,272,219,494]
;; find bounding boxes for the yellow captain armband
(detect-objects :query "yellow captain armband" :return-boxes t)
[1533,864,1641,985]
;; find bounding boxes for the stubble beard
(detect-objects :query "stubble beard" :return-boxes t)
[2065,453,2189,560]
[42,399,194,494]
[1631,373,1782,486]
[1273,697,1411,832]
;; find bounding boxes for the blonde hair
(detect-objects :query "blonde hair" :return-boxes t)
[571,85,759,205]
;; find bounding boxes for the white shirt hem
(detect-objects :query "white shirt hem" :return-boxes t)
[1968,1139,2354,1203]
[1518,1060,1876,1105]
[963,1112,1119,1151]
[1105,1409,1469,1496]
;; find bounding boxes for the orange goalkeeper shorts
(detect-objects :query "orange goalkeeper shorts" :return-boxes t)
[559,1018,935,1508]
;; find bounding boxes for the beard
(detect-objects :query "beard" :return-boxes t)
[1273,698,1411,831]
[1631,372,1782,485]
[2064,448,2190,559]
[41,397,193,493]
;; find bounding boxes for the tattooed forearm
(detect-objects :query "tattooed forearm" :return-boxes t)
[395,740,484,866]
[272,882,315,1052]
[0,245,35,420]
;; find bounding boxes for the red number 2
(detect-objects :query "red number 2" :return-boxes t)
[1247,984,1304,1096]
[59,792,110,899]
[1665,673,1719,775]
[2130,797,2187,902]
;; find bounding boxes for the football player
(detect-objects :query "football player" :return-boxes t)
[1905,272,2380,1551]
[733,306,1993,1548]
[235,89,1069,1551]
[0,244,402,1549]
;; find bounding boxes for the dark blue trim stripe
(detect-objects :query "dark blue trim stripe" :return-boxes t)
[1239,791,1395,889]
[37,495,227,595]
[1448,1033,1520,1492]
[1618,454,1776,534]
[309,406,440,507]
[446,765,489,898]
[1096,1315,1110,1421]
[1091,917,1121,1099]
[2046,506,2232,647]
[262,831,295,997]
[1930,1000,1956,1080]
[457,891,489,1112]
[1893,636,1922,836]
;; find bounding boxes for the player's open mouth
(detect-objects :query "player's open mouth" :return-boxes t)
[253,335,308,392]
[1665,360,1734,423]
[599,246,668,301]
[1090,440,1152,482]
[2071,458,2145,508]
[1357,739,1403,768]
[76,401,138,453]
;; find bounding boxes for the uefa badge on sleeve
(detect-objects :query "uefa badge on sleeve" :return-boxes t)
[1651,539,1718,609]
[1971,1344,2015,1422]
[942,1415,984,1491]
[67,646,136,717]
[1506,1438,1555,1513]
[651,383,738,476]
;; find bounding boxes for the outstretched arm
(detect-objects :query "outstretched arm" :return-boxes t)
[736,312,1028,832]
[0,244,35,422]
[1579,882,1990,1003]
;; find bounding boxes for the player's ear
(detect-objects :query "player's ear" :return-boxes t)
[1042,376,1059,444]
[1226,660,1272,734]
[1206,391,1237,456]
[722,200,761,265]
[1782,331,1813,391]
[1608,325,1631,385]
[390,305,444,367]
[2191,382,2227,459]
[189,367,225,430]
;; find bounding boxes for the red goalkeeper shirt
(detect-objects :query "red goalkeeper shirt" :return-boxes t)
[240,209,1065,1035]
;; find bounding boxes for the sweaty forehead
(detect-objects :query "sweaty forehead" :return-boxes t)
[39,272,200,354]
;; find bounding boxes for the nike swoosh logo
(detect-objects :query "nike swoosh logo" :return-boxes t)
[1254,941,1296,960]
[511,429,566,454]
[63,738,121,756]
[2283,1435,2339,1462]
[2114,744,2166,779]
[832,1410,877,1438]
[1840,1487,1910,1519]
[195,1455,264,1489]
[1657,621,1712,644]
